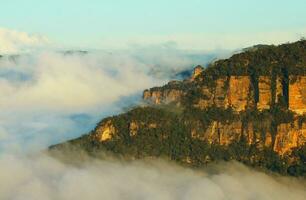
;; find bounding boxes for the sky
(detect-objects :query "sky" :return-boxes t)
[1,0,306,50]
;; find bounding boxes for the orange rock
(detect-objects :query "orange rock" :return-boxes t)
[195,77,229,109]
[257,76,272,110]
[191,65,203,80]
[218,121,242,146]
[94,120,116,141]
[143,89,184,105]
[289,76,306,115]
[274,120,306,155]
[275,76,283,103]
[129,121,139,136]
[228,76,254,111]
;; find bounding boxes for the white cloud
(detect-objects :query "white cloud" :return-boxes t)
[0,28,50,54]
[0,51,158,152]
[0,43,220,152]
[0,51,158,112]
[0,154,305,200]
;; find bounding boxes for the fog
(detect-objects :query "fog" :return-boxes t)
[0,153,305,200]
[0,39,221,152]
[0,27,50,54]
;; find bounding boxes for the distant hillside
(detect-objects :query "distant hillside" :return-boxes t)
[51,40,306,176]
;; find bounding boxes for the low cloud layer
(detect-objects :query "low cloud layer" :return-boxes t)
[0,153,305,200]
[0,52,156,112]
[0,28,50,54]
[0,43,219,152]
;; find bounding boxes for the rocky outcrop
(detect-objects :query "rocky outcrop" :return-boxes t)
[196,76,255,112]
[129,121,139,137]
[257,76,272,110]
[274,120,306,155]
[93,120,116,141]
[190,118,305,155]
[275,77,284,103]
[95,120,161,141]
[144,66,306,116]
[196,77,229,109]
[143,88,185,105]
[140,69,306,157]
[143,66,203,106]
[93,114,306,155]
[289,76,306,115]
[191,65,204,80]
[228,76,255,111]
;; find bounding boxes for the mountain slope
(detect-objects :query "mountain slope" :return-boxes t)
[50,40,306,176]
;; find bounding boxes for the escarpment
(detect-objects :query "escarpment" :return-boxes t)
[51,40,306,176]
[143,70,306,115]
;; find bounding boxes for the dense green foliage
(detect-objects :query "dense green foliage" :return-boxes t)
[201,40,306,77]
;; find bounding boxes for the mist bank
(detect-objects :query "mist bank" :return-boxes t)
[0,46,226,152]
[0,152,305,200]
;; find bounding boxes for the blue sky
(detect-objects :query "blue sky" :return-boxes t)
[1,0,306,49]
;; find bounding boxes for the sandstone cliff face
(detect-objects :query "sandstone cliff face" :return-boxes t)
[94,120,116,142]
[129,121,139,137]
[196,76,255,112]
[94,114,305,156]
[257,76,272,110]
[95,119,162,141]
[189,118,305,155]
[136,67,306,157]
[191,65,204,80]
[275,77,283,103]
[228,76,255,111]
[274,120,306,155]
[289,76,306,115]
[196,77,229,109]
[143,88,184,105]
[144,65,306,116]
[143,66,203,106]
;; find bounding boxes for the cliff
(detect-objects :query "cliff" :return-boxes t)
[143,71,306,115]
[51,40,306,176]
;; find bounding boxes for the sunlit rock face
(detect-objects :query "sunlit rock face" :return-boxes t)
[195,77,230,109]
[129,121,139,137]
[140,70,306,157]
[144,74,257,112]
[289,76,306,115]
[189,118,306,155]
[94,120,116,141]
[191,65,204,80]
[274,120,306,155]
[275,76,284,104]
[228,76,255,112]
[143,88,185,105]
[196,76,255,112]
[257,76,272,110]
[95,119,161,141]
[144,67,306,116]
[143,66,203,106]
